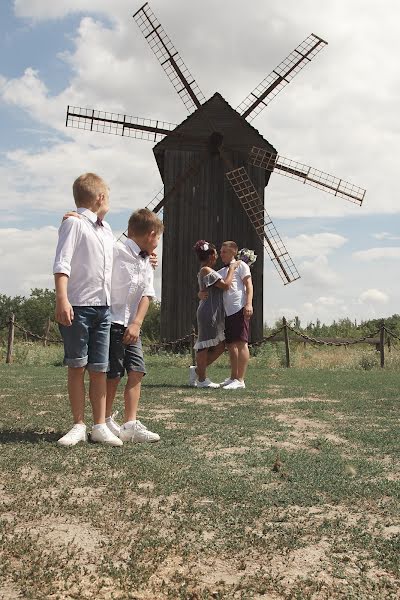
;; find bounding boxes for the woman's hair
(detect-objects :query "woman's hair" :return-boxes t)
[193,239,216,262]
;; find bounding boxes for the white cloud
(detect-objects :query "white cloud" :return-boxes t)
[353,247,400,261]
[286,232,347,258]
[0,227,57,296]
[359,289,389,304]
[372,232,400,241]
[298,255,340,289]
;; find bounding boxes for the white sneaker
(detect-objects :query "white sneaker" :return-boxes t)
[220,377,235,387]
[57,424,87,447]
[119,420,160,443]
[106,412,121,436]
[189,366,197,387]
[91,424,123,446]
[196,378,220,389]
[223,379,246,390]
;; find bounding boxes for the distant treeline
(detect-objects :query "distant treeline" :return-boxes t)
[0,289,160,342]
[1,288,398,343]
[266,315,400,340]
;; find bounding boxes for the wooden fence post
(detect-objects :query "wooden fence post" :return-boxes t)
[43,317,51,347]
[380,319,385,368]
[6,313,15,364]
[282,317,290,368]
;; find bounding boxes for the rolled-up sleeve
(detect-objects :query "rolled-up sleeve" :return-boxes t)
[53,218,81,276]
[142,264,156,298]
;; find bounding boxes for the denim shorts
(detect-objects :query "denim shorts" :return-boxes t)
[59,306,111,371]
[107,323,146,379]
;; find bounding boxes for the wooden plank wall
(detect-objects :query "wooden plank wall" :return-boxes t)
[160,148,268,343]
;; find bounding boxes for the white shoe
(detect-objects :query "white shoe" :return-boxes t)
[196,378,220,389]
[106,412,121,436]
[57,424,87,447]
[223,379,245,390]
[119,420,160,443]
[189,366,197,387]
[220,377,235,387]
[91,424,123,446]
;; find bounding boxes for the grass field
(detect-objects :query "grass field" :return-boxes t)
[0,353,399,599]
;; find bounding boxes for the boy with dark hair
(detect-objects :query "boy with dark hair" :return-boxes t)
[106,209,164,442]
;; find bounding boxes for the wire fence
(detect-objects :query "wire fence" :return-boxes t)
[2,313,399,367]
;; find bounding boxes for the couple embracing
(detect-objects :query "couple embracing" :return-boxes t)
[191,240,255,390]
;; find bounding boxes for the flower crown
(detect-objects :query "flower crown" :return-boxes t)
[236,247,257,267]
[194,239,212,252]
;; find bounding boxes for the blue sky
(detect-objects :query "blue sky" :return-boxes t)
[1,0,400,325]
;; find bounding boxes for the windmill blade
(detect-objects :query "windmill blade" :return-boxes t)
[66,106,178,142]
[118,153,211,241]
[225,167,300,285]
[237,33,327,122]
[249,147,366,205]
[118,187,164,241]
[133,3,206,114]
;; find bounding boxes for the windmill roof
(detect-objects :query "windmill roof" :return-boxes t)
[153,92,277,180]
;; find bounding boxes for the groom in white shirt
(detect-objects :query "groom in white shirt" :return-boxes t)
[218,241,253,389]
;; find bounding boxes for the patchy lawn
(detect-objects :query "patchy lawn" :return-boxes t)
[0,361,399,599]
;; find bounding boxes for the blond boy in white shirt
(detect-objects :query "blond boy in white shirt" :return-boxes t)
[53,173,122,447]
[105,209,164,443]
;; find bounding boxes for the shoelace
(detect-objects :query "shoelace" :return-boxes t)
[135,420,148,431]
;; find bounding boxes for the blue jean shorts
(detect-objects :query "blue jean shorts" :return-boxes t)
[107,323,146,379]
[59,306,111,372]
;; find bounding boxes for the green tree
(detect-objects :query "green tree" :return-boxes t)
[141,300,161,341]
[0,294,25,329]
[21,288,56,337]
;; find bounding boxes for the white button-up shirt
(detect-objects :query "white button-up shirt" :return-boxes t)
[110,238,156,326]
[218,261,251,316]
[53,207,113,306]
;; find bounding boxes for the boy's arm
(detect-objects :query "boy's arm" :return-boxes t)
[53,219,80,326]
[54,274,74,326]
[243,275,253,319]
[122,296,151,344]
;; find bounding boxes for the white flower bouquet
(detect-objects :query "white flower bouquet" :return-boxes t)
[236,248,257,267]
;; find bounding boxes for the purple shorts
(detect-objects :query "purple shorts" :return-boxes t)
[225,308,250,344]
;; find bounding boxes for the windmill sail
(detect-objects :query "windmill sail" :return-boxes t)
[66,106,177,142]
[237,33,327,122]
[226,167,300,285]
[249,147,366,205]
[133,3,206,114]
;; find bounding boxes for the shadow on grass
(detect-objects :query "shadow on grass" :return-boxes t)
[0,430,62,444]
[143,383,188,389]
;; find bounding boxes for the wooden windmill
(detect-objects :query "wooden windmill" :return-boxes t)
[65,2,366,343]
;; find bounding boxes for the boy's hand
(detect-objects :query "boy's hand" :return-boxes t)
[244,303,253,319]
[55,300,74,326]
[149,252,158,270]
[198,290,208,300]
[62,211,80,222]
[123,322,140,345]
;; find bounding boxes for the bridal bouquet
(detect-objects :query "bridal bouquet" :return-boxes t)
[237,248,257,267]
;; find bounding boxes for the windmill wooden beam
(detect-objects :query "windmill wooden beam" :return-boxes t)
[237,33,328,122]
[249,146,366,205]
[133,2,205,113]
